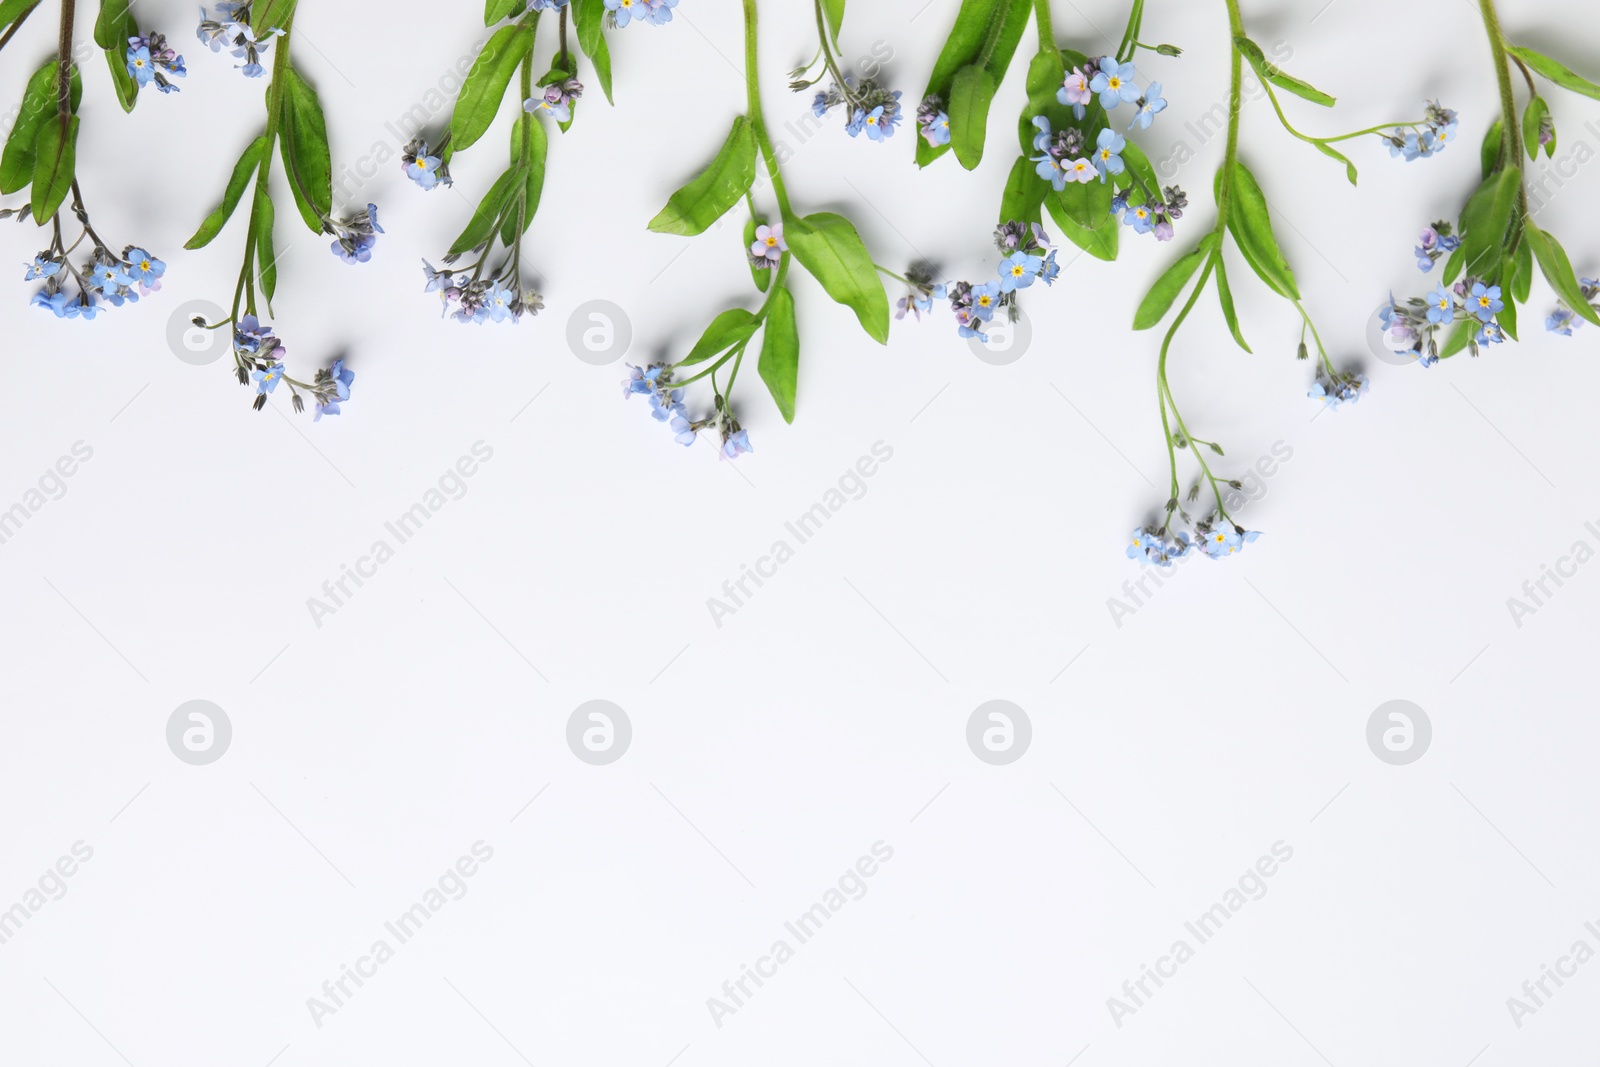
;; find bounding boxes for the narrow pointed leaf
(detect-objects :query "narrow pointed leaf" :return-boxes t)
[785,211,889,343]
[648,116,757,235]
[759,286,800,423]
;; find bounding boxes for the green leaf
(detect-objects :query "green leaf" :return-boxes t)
[252,0,298,34]
[30,115,77,224]
[449,165,523,256]
[1481,119,1503,178]
[1513,236,1533,303]
[820,0,845,46]
[759,286,800,423]
[1507,44,1600,101]
[1,60,79,195]
[95,0,141,112]
[1218,159,1299,300]
[1439,317,1474,360]
[744,218,773,293]
[1527,225,1600,326]
[1234,35,1335,106]
[648,115,757,236]
[451,22,535,152]
[1522,95,1549,161]
[1213,254,1251,353]
[999,154,1046,225]
[916,0,1033,168]
[572,0,614,103]
[1442,243,1464,285]
[1056,170,1114,230]
[187,134,269,249]
[277,67,333,232]
[0,0,44,29]
[1133,236,1214,330]
[254,188,278,306]
[1046,194,1117,262]
[485,0,522,24]
[1120,140,1160,200]
[500,114,548,245]
[1458,165,1520,279]
[1314,140,1358,185]
[680,308,759,367]
[785,211,890,344]
[948,63,997,171]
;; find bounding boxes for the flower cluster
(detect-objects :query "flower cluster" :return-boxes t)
[1413,220,1461,272]
[1547,277,1599,336]
[401,138,453,191]
[1308,368,1369,410]
[919,223,1061,342]
[230,314,354,418]
[813,79,904,142]
[1127,514,1261,567]
[1383,101,1458,161]
[27,244,165,320]
[1381,276,1510,364]
[916,95,951,147]
[1116,184,1185,242]
[326,204,384,265]
[526,77,583,123]
[126,32,186,94]
[604,0,677,28]
[421,260,544,324]
[623,364,752,459]
[197,3,285,78]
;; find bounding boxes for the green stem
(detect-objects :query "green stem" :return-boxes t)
[1116,0,1146,64]
[1033,0,1054,50]
[235,6,297,321]
[743,0,792,220]
[55,0,73,124]
[1478,0,1520,169]
[1214,0,1244,239]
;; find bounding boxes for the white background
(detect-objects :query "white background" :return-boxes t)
[4,0,1600,1063]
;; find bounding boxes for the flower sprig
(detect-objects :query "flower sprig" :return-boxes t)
[185,0,372,417]
[3,0,179,319]
[1384,0,1600,364]
[919,0,1183,263]
[890,221,1060,343]
[1129,0,1448,563]
[793,0,903,143]
[414,0,640,324]
[634,0,896,455]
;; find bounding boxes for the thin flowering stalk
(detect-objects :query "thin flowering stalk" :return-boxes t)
[794,0,902,144]
[186,0,371,417]
[630,0,897,457]
[6,0,177,318]
[1383,0,1600,361]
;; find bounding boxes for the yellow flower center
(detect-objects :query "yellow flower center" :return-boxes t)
[765,237,778,247]
[1479,296,1491,307]
[1108,77,1121,90]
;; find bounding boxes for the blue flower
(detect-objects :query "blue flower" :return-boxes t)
[955,309,987,341]
[604,0,645,27]
[1199,521,1260,559]
[125,248,166,287]
[75,295,104,320]
[969,282,1001,322]
[1547,308,1578,336]
[314,358,354,420]
[407,154,445,189]
[87,261,133,292]
[998,251,1042,293]
[1469,281,1503,322]
[721,428,753,459]
[32,289,75,318]
[920,110,950,146]
[1425,286,1454,325]
[127,46,155,86]
[1041,249,1060,286]
[1123,202,1156,234]
[252,362,285,394]
[1128,82,1166,130]
[1475,321,1505,346]
[1088,56,1140,110]
[483,283,517,323]
[670,411,696,446]
[1094,128,1126,180]
[23,255,61,281]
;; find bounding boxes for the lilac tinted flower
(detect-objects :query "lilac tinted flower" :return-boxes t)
[750,222,786,264]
